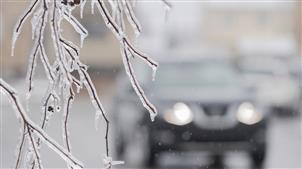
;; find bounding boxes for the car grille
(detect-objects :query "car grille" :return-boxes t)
[201,104,228,116]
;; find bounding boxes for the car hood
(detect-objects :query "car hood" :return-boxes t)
[150,86,253,104]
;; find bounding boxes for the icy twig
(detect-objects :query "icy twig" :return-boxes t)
[63,88,74,153]
[63,41,110,156]
[25,2,49,96]
[63,11,88,47]
[123,0,141,35]
[0,79,84,168]
[50,0,72,84]
[10,0,170,167]
[12,0,40,56]
[15,124,26,169]
[121,45,157,121]
[96,0,158,120]
[63,87,74,169]
[27,125,42,169]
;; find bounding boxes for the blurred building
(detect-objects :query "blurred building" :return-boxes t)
[137,1,300,60]
[202,2,297,55]
[297,1,302,56]
[1,1,301,77]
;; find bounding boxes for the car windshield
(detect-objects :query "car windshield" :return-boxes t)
[155,61,242,88]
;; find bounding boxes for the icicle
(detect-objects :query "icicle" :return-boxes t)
[26,91,32,101]
[164,3,171,22]
[30,7,43,40]
[76,84,81,93]
[94,110,101,130]
[80,35,85,48]
[80,0,87,18]
[11,32,20,56]
[0,88,5,95]
[67,8,72,18]
[91,0,96,15]
[103,156,124,169]
[151,66,157,81]
[90,99,104,130]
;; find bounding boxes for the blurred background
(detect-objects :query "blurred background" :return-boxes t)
[1,1,301,169]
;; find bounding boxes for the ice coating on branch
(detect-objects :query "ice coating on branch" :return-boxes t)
[96,1,121,39]
[24,151,35,168]
[31,8,43,40]
[95,1,158,120]
[11,0,39,56]
[121,47,158,121]
[63,12,88,47]
[7,0,169,167]
[122,0,141,37]
[39,45,55,82]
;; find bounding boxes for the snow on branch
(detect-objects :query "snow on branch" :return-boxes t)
[7,0,170,168]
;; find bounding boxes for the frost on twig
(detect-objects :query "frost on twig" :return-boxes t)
[8,0,170,168]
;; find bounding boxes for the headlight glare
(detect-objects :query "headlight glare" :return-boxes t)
[236,102,262,125]
[163,102,193,126]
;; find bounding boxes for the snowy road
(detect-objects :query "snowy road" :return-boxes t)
[1,95,301,168]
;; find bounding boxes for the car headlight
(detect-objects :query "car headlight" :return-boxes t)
[163,102,193,126]
[236,102,263,125]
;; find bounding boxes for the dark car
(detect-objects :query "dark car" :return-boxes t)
[112,58,269,168]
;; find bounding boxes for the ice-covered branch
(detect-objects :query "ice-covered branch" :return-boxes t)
[15,124,26,169]
[63,87,74,169]
[96,0,158,120]
[11,0,40,56]
[9,0,170,167]
[0,79,84,168]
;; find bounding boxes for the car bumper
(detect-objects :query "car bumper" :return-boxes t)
[145,118,267,152]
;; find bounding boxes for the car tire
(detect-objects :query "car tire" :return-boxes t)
[250,144,266,169]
